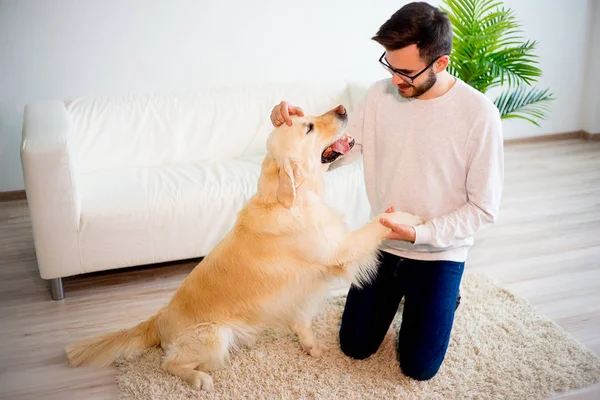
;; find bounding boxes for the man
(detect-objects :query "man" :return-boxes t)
[269,2,504,381]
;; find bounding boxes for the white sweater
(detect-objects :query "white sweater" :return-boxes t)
[331,77,504,262]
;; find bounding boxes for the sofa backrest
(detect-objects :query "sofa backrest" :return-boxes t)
[64,80,368,174]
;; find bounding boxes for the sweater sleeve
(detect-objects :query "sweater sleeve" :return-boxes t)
[413,105,504,248]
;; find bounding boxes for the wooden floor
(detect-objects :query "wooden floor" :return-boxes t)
[0,138,599,399]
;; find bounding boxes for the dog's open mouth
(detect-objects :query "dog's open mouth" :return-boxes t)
[321,134,355,163]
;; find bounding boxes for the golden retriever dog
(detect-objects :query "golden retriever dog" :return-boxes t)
[65,104,422,391]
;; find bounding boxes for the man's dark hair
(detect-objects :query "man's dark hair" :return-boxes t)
[372,2,453,63]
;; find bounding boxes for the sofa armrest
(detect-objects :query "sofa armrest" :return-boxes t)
[20,101,84,279]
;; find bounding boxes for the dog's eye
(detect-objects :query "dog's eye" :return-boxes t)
[306,123,314,135]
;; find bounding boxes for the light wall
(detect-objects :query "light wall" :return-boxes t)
[0,0,596,191]
[581,0,600,134]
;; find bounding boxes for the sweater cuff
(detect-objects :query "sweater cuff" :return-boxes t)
[413,222,434,245]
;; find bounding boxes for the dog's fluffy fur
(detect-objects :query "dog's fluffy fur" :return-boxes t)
[65,105,422,391]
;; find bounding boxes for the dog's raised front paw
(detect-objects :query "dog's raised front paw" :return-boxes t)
[380,211,424,227]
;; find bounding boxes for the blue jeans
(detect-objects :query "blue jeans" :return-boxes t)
[339,251,464,380]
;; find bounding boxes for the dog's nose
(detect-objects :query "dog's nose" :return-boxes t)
[334,105,347,116]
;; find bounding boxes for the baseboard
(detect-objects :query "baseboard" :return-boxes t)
[0,190,26,202]
[581,130,600,141]
[504,130,600,144]
[504,131,584,144]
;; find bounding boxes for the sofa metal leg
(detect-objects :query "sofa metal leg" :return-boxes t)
[50,278,65,300]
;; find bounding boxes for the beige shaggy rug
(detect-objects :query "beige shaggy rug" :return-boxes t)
[115,273,600,399]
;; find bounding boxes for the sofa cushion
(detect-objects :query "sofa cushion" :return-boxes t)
[77,156,370,274]
[65,81,355,175]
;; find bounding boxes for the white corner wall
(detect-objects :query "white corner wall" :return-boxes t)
[0,0,597,191]
[581,0,600,134]
[498,0,596,139]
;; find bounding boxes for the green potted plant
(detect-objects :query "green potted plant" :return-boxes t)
[440,0,555,127]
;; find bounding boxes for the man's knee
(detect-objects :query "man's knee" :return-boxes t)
[340,341,376,360]
[339,330,377,360]
[399,357,442,381]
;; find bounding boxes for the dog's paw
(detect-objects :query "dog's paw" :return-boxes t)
[189,371,214,392]
[309,343,329,358]
[380,211,424,227]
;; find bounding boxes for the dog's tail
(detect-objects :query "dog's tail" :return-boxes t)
[65,313,160,367]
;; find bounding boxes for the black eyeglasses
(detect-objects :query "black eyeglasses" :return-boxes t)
[378,52,445,84]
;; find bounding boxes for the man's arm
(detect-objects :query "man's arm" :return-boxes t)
[412,107,504,248]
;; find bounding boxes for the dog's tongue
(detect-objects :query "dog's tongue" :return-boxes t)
[331,138,351,154]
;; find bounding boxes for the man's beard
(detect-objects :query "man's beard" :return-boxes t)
[397,69,437,98]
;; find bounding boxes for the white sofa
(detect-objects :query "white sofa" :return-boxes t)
[20,81,372,300]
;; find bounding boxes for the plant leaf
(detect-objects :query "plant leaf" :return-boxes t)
[494,87,555,126]
[441,0,544,92]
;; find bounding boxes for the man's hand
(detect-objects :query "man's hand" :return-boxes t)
[379,206,417,243]
[270,101,304,127]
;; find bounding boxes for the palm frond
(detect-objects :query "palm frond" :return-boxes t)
[485,42,542,88]
[494,87,555,126]
[442,0,555,127]
[441,0,543,92]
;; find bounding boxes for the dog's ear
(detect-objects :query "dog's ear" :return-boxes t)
[277,159,301,208]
